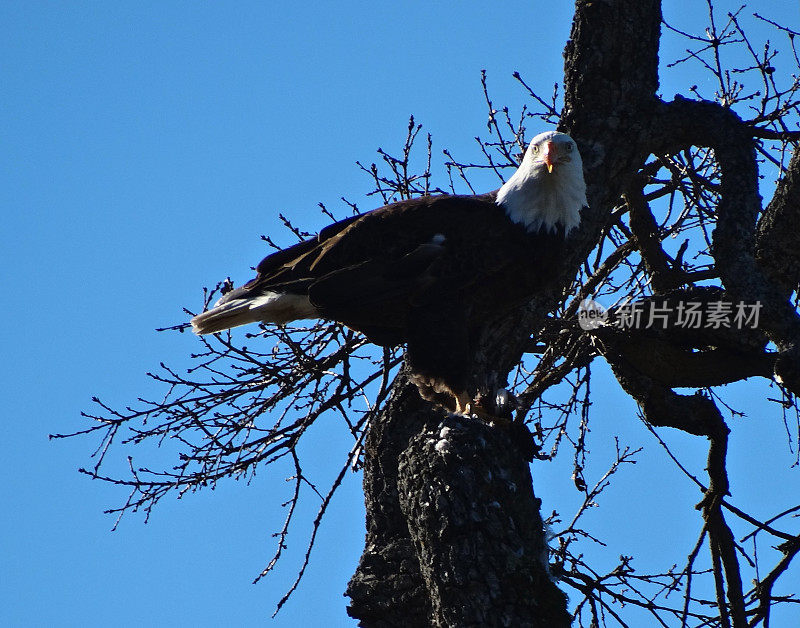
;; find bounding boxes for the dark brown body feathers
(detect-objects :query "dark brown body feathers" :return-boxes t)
[215,192,566,408]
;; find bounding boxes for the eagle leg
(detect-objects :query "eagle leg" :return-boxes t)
[427,380,536,460]
[462,394,512,425]
[405,304,523,425]
[406,301,471,414]
[454,390,474,416]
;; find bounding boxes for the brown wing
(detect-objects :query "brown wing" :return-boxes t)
[221,192,561,335]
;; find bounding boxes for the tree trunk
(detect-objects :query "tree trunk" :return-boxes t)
[347,1,665,625]
[346,369,569,627]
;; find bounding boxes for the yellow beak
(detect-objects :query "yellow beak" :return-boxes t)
[543,140,556,174]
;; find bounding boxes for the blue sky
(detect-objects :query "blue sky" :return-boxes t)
[3,2,799,626]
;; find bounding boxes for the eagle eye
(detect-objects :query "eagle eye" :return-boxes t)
[565,142,573,152]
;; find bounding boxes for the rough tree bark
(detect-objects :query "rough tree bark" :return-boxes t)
[346,368,568,627]
[347,1,666,625]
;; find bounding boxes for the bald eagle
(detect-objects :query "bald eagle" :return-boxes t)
[191,131,586,415]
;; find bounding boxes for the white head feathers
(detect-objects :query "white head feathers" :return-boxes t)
[496,131,586,234]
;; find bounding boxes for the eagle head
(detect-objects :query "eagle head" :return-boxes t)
[496,131,587,235]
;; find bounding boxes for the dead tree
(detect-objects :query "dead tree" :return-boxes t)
[57,1,800,626]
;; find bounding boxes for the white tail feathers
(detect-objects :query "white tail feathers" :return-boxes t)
[191,292,317,335]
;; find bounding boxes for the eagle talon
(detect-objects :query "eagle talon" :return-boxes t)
[455,391,513,426]
[454,391,474,416]
[494,388,519,419]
